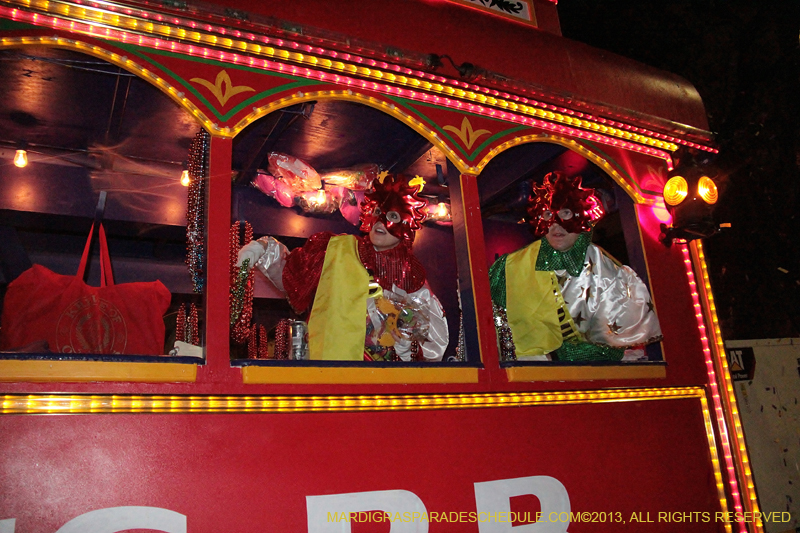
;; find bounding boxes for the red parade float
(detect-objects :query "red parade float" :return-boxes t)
[0,0,763,531]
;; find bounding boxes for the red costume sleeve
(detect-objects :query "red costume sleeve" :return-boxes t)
[282,232,335,314]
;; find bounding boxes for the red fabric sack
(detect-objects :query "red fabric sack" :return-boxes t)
[0,223,171,355]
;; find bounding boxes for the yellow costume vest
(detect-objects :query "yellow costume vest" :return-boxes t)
[307,235,369,360]
[505,240,569,356]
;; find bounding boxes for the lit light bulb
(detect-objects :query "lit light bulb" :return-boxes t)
[180,170,191,186]
[14,149,28,168]
[663,175,688,206]
[436,202,448,218]
[697,176,718,204]
[315,190,326,205]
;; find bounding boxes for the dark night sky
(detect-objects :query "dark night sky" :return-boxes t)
[558,0,800,340]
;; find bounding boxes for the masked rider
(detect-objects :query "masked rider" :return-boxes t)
[238,174,448,362]
[489,172,662,362]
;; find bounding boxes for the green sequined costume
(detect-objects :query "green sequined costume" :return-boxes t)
[490,233,626,362]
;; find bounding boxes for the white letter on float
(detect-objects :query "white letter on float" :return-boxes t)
[54,506,186,533]
[306,489,428,533]
[0,519,16,533]
[474,476,570,533]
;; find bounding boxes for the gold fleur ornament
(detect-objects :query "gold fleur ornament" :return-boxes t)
[443,117,492,150]
[190,70,255,107]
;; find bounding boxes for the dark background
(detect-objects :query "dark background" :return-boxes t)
[559,0,800,340]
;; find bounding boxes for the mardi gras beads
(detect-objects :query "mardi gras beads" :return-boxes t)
[185,130,210,293]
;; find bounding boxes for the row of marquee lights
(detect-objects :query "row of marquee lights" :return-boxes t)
[0,387,709,413]
[700,391,735,533]
[2,0,717,156]
[693,240,762,533]
[683,242,762,533]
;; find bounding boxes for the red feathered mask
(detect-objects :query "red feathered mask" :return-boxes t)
[527,172,604,237]
[360,174,427,242]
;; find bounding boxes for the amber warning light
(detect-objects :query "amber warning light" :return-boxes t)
[658,152,729,246]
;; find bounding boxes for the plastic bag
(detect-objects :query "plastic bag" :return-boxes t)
[365,288,431,349]
[320,163,378,190]
[267,152,321,192]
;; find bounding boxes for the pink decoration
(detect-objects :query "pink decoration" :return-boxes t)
[273,178,295,207]
[267,152,321,192]
[340,190,365,226]
[252,171,294,207]
[252,171,277,196]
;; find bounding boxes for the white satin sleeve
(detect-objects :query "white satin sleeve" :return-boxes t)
[561,245,661,348]
[252,236,289,294]
[586,259,662,347]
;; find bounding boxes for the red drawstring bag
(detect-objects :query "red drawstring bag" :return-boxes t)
[0,223,171,355]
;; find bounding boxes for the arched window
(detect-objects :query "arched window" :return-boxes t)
[479,140,664,373]
[230,99,473,368]
[0,46,206,373]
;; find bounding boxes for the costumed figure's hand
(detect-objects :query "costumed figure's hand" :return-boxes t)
[237,240,267,269]
[237,237,289,293]
[393,336,414,362]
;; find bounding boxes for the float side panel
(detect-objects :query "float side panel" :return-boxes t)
[1,399,724,532]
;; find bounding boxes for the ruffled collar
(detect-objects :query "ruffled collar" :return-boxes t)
[357,236,426,292]
[535,232,591,276]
